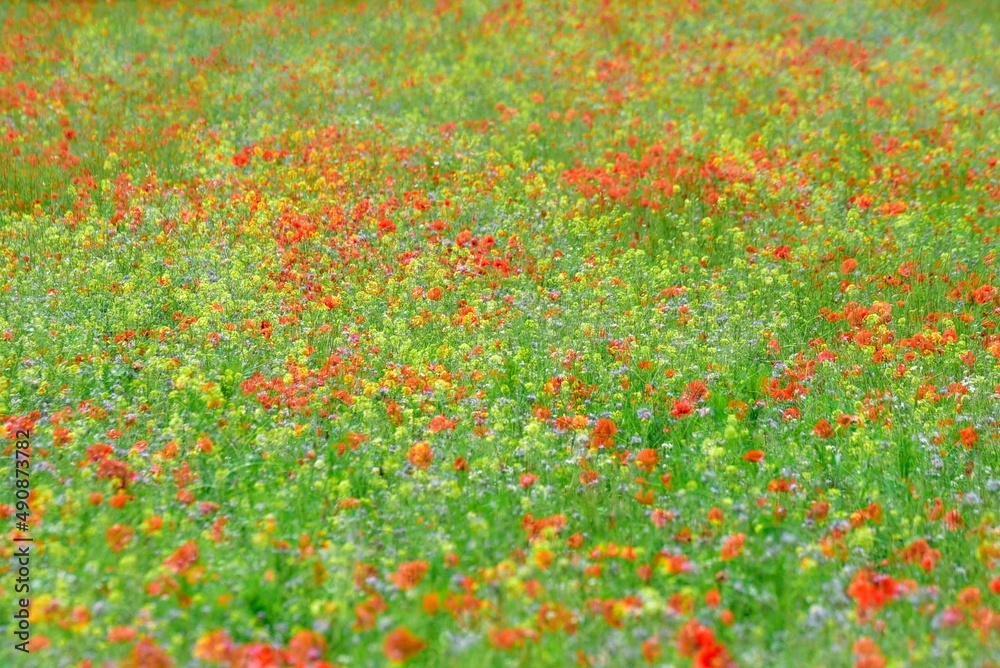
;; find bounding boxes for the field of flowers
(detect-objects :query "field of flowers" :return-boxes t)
[1,0,999,666]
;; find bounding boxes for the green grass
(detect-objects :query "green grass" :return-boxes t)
[0,0,999,666]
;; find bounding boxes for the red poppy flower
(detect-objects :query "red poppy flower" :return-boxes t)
[671,399,693,418]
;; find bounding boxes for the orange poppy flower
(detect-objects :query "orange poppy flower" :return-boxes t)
[287,630,326,663]
[389,561,429,590]
[958,426,978,448]
[720,533,745,560]
[107,626,137,644]
[105,524,134,553]
[124,636,173,668]
[642,636,662,664]
[382,627,426,662]
[590,418,617,448]
[427,414,457,433]
[163,540,199,574]
[407,442,433,470]
[108,491,133,509]
[813,419,834,438]
[636,448,658,472]
[193,630,236,663]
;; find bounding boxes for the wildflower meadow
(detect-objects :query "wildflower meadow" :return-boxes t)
[1,1,999,666]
